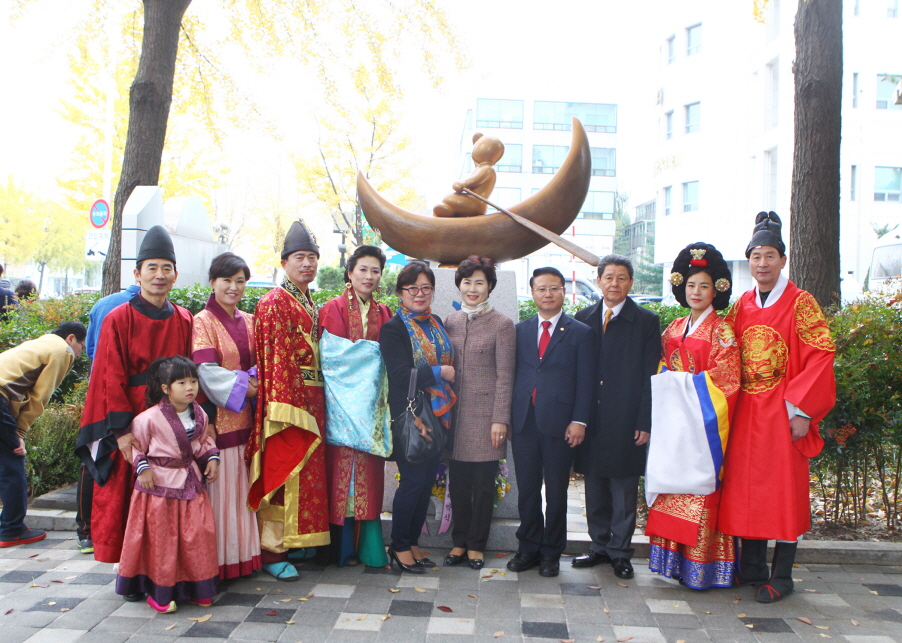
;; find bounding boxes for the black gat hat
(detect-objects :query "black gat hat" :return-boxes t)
[282,220,320,260]
[745,211,785,258]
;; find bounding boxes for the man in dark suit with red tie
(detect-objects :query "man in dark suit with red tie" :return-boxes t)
[507,267,595,577]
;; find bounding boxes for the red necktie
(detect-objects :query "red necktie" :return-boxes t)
[533,321,552,404]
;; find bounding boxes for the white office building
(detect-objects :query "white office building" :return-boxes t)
[650,0,902,296]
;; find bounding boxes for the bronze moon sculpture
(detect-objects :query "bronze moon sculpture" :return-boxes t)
[357,116,592,264]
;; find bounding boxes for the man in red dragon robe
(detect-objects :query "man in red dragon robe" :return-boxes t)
[75,226,193,587]
[718,211,836,603]
[247,220,330,581]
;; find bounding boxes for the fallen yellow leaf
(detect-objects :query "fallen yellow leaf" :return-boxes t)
[388,588,401,593]
[468,594,477,598]
[494,632,504,639]
[815,626,830,630]
[797,617,813,625]
[381,614,391,621]
[188,614,212,623]
[414,587,427,593]
[617,637,633,642]
[597,638,605,642]
[603,607,609,614]
[737,613,747,618]
[616,582,629,588]
[356,614,367,621]
[819,635,832,639]
[280,598,292,603]
[164,624,176,631]
[47,602,56,606]
[745,624,754,629]
[850,619,860,626]
[60,608,70,612]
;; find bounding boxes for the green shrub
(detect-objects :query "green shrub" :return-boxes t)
[25,382,87,498]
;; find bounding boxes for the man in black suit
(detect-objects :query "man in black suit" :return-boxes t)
[573,254,660,579]
[507,267,595,577]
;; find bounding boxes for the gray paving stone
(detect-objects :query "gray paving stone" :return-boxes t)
[184,620,241,637]
[91,615,155,632]
[522,620,569,638]
[654,613,704,629]
[69,572,116,585]
[0,624,42,643]
[231,620,288,641]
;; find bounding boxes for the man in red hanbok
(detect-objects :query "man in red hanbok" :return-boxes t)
[248,221,330,581]
[75,226,193,587]
[718,212,836,603]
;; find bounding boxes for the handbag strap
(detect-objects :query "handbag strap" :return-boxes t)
[406,368,418,402]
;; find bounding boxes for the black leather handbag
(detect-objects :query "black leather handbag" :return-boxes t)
[391,368,445,464]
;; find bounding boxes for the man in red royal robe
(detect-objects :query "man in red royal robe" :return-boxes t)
[247,220,329,581]
[718,211,836,603]
[75,226,193,586]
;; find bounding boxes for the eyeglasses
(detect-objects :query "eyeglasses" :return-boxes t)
[532,286,563,294]
[402,286,434,295]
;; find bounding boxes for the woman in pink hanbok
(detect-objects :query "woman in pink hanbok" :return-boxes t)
[192,253,261,579]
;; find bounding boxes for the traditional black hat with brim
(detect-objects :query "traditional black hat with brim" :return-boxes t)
[282,220,320,259]
[136,225,176,264]
[745,210,785,257]
[669,242,733,310]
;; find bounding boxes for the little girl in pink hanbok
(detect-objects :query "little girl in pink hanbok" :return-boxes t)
[115,355,221,613]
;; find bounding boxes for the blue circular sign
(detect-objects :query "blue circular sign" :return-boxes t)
[90,199,110,229]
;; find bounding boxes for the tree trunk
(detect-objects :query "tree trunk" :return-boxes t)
[100,0,192,296]
[789,0,843,308]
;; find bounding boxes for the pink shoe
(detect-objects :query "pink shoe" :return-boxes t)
[147,595,177,613]
[189,598,212,606]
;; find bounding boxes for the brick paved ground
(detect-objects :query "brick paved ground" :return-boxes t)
[1,531,901,643]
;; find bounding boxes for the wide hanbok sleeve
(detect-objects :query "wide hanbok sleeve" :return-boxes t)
[785,292,836,458]
[192,313,249,413]
[706,319,740,402]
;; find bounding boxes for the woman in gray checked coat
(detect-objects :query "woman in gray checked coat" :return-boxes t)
[444,256,516,570]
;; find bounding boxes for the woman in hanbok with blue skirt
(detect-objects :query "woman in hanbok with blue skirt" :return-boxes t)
[319,245,393,567]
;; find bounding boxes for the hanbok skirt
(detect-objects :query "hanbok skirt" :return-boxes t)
[208,445,262,579]
[116,489,219,603]
[646,490,736,590]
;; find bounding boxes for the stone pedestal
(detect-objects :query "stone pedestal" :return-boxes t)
[381,268,521,550]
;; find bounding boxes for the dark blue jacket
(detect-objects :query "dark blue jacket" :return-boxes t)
[512,313,595,437]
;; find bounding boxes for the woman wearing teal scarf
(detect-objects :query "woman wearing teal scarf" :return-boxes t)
[379,261,457,573]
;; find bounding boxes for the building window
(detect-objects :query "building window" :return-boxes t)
[491,187,521,206]
[853,72,859,108]
[532,145,568,174]
[665,111,673,139]
[664,186,672,216]
[851,165,857,201]
[765,60,779,130]
[683,181,699,212]
[580,191,615,220]
[497,144,522,173]
[889,0,899,18]
[684,102,700,133]
[876,75,902,109]
[590,147,616,177]
[533,101,617,133]
[475,98,523,128]
[765,148,778,209]
[766,0,780,41]
[666,35,675,64]
[686,24,701,55]
[874,166,902,201]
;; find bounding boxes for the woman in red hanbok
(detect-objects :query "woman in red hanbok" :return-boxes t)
[192,253,261,579]
[319,245,393,567]
[646,243,740,589]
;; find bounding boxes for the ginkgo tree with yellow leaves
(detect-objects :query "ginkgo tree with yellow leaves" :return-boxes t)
[14,0,466,296]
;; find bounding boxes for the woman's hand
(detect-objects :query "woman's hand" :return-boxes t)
[490,423,507,449]
[137,469,156,491]
[205,460,219,484]
[246,376,258,399]
[13,437,26,456]
[440,365,456,383]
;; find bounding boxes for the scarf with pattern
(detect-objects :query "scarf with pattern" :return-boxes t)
[399,305,456,428]
[281,277,319,336]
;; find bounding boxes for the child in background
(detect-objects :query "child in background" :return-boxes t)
[115,355,221,614]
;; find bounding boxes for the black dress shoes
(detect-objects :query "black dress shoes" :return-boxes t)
[571,550,612,568]
[444,553,467,566]
[506,551,540,572]
[468,557,485,570]
[539,557,560,577]
[415,557,436,568]
[611,557,634,579]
